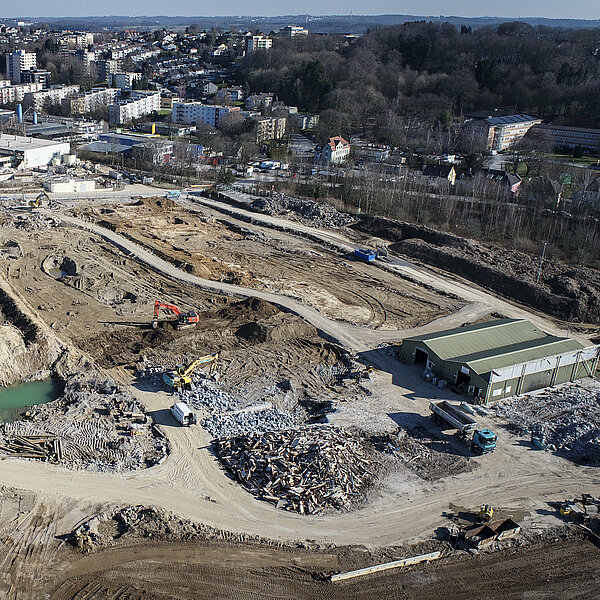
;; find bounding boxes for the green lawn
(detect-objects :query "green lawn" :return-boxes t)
[545,153,600,166]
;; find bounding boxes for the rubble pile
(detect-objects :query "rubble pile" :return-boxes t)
[179,378,237,413]
[6,213,60,230]
[215,425,374,514]
[202,406,296,439]
[494,382,600,465]
[0,376,168,472]
[252,193,355,228]
[373,429,472,481]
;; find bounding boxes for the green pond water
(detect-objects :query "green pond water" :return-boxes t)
[0,379,61,422]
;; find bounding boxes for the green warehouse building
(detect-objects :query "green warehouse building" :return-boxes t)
[400,319,600,403]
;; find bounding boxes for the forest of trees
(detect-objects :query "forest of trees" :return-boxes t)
[241,21,600,145]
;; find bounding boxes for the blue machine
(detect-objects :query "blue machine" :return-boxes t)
[354,248,378,262]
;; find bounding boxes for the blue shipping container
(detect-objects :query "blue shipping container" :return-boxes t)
[354,248,377,262]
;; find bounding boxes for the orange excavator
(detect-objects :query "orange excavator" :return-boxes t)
[153,300,200,329]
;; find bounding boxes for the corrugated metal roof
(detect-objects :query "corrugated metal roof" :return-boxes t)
[447,337,583,376]
[403,319,547,360]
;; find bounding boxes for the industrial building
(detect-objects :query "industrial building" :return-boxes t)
[400,319,599,403]
[0,134,71,169]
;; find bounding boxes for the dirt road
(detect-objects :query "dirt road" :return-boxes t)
[192,193,592,343]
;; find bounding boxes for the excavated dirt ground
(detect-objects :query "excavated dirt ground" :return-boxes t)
[0,201,598,600]
[48,532,600,600]
[353,215,600,325]
[70,198,460,330]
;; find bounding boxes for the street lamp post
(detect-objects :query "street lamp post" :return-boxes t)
[536,242,547,284]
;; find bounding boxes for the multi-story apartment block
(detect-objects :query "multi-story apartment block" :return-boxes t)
[280,25,309,37]
[0,82,44,106]
[62,87,120,115]
[172,101,240,126]
[20,69,51,89]
[6,50,37,83]
[110,72,142,90]
[96,59,121,84]
[108,90,161,124]
[23,85,80,112]
[245,93,274,111]
[217,86,244,103]
[245,35,272,54]
[294,113,319,130]
[255,116,287,143]
[463,114,543,152]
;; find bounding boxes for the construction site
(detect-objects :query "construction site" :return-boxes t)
[0,187,598,599]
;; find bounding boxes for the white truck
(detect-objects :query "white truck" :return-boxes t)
[170,402,197,426]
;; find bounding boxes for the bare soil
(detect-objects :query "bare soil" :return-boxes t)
[353,215,600,324]
[48,534,600,600]
[72,198,460,330]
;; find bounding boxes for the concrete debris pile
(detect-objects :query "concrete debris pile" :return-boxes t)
[252,193,355,228]
[493,382,600,466]
[202,406,296,439]
[178,379,296,438]
[0,375,168,472]
[179,378,237,413]
[7,213,60,230]
[215,425,373,514]
[373,428,472,481]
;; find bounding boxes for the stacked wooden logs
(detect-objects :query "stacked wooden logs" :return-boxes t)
[215,425,372,514]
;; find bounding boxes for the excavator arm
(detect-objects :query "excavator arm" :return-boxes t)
[154,300,182,319]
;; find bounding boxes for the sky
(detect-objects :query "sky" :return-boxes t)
[2,0,600,20]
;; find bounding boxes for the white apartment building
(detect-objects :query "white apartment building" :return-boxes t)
[6,50,37,84]
[0,82,44,106]
[245,36,272,53]
[23,85,80,112]
[108,91,161,124]
[280,25,309,37]
[172,101,240,126]
[63,87,120,115]
[111,72,142,90]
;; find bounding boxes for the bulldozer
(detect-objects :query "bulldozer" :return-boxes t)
[29,191,50,209]
[163,353,220,388]
[153,300,199,329]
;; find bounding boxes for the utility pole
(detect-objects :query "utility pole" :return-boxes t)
[536,242,547,283]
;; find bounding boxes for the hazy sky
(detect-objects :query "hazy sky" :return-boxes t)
[2,1,600,20]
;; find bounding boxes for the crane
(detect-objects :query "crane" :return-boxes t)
[153,300,200,329]
[163,353,220,387]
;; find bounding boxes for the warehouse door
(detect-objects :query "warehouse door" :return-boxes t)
[414,348,428,365]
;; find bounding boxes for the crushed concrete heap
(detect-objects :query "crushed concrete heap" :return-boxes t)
[493,381,600,466]
[252,193,355,228]
[215,425,374,514]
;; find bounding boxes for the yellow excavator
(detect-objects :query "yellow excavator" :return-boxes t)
[29,191,50,209]
[478,504,494,523]
[163,353,220,388]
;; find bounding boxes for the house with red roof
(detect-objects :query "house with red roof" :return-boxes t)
[314,136,350,166]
